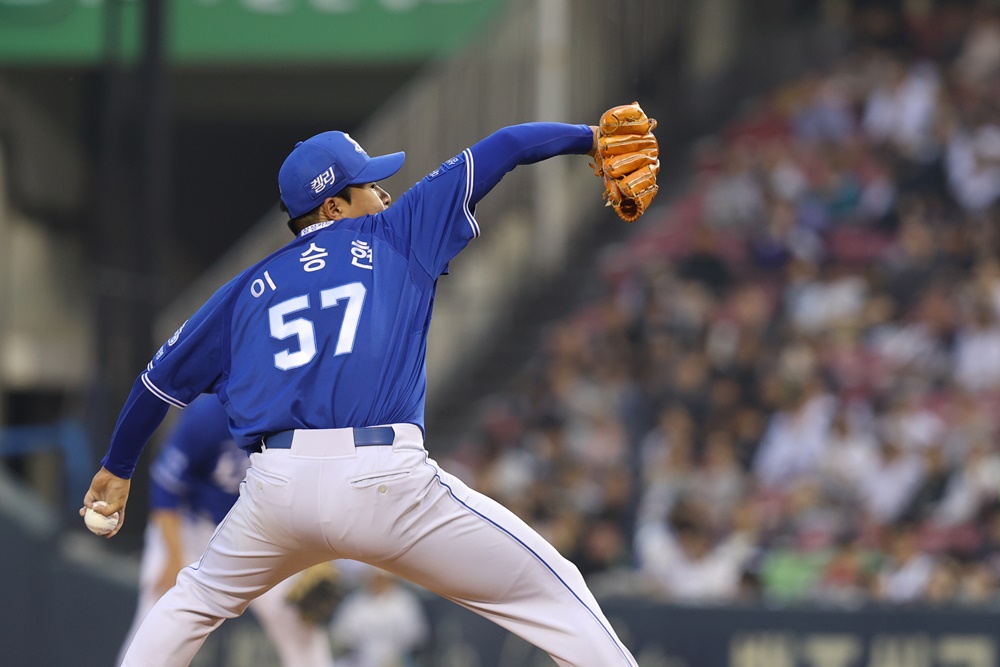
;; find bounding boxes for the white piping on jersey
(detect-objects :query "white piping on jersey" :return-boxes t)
[462,148,481,238]
[142,372,188,409]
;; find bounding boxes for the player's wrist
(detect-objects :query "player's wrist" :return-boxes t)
[100,465,129,481]
[100,459,135,480]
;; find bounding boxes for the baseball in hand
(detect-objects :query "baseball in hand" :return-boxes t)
[84,501,120,536]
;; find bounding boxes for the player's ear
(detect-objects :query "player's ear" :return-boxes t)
[320,197,342,220]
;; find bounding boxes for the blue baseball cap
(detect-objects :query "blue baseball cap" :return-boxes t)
[278,131,405,218]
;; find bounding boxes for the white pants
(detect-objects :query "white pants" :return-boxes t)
[118,509,333,667]
[121,424,636,667]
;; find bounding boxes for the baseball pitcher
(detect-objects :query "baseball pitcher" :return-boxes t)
[83,104,657,667]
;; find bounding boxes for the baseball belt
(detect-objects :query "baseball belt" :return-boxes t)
[251,425,396,453]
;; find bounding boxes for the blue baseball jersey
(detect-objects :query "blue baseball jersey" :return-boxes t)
[101,122,593,473]
[148,394,247,523]
[142,150,480,450]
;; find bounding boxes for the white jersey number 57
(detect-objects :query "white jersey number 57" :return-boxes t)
[268,282,367,371]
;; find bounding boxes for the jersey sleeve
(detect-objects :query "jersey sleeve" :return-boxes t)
[101,376,172,479]
[384,122,593,278]
[383,150,479,279]
[142,276,240,408]
[467,122,594,204]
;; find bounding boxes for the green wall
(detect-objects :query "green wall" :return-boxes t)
[0,0,505,64]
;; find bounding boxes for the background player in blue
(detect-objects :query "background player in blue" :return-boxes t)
[117,394,334,667]
[82,111,644,666]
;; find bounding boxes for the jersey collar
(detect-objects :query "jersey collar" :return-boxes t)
[298,220,335,237]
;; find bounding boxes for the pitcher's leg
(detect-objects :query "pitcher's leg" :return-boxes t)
[119,497,322,667]
[116,523,167,667]
[382,461,637,667]
[252,573,335,667]
[117,516,219,666]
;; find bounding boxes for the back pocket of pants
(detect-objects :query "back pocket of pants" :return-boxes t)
[247,466,293,506]
[349,470,411,489]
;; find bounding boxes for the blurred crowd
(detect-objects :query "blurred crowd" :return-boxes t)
[440,1,1000,608]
